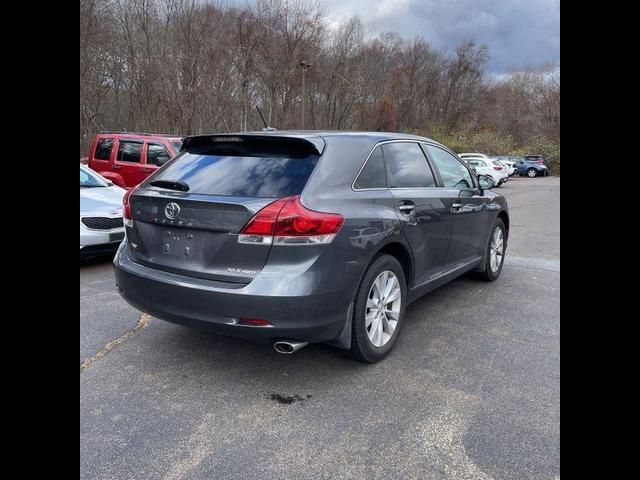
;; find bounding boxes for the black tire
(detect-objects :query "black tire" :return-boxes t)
[477,218,507,281]
[349,254,408,363]
[527,168,537,178]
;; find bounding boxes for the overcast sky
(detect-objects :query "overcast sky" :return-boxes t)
[321,0,559,73]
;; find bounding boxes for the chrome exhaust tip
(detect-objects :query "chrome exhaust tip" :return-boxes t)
[273,340,309,354]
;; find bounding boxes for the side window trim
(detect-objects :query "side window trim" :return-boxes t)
[418,143,443,187]
[353,140,443,192]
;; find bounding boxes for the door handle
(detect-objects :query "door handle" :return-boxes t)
[398,204,415,213]
[451,203,463,213]
[112,164,121,170]
[142,168,153,173]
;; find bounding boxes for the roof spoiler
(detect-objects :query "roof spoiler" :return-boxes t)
[182,134,326,156]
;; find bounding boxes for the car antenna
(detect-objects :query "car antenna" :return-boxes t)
[256,105,276,131]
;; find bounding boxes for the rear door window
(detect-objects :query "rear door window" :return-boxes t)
[117,141,143,163]
[382,142,436,188]
[146,143,172,166]
[94,138,114,160]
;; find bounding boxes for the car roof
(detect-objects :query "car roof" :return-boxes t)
[186,130,437,142]
[182,130,452,155]
[97,132,182,141]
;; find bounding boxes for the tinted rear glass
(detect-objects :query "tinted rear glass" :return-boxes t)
[94,138,113,160]
[117,141,143,163]
[153,151,319,197]
[354,147,387,189]
[383,142,436,188]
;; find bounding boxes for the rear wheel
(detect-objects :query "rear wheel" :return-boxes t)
[349,254,407,363]
[527,168,537,178]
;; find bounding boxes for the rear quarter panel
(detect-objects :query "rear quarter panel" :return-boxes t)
[301,136,409,294]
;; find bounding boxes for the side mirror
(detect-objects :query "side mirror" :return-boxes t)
[478,174,495,190]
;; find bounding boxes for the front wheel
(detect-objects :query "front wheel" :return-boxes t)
[527,168,537,178]
[349,254,407,363]
[478,219,507,281]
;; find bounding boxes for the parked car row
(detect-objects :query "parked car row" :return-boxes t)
[80,164,126,259]
[87,132,183,189]
[464,158,508,186]
[461,153,549,178]
[81,132,184,259]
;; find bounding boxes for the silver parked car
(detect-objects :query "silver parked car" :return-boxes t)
[80,164,126,259]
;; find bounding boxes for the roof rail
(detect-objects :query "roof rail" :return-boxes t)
[99,131,183,137]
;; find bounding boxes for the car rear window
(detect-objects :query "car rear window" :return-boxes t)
[94,138,114,160]
[152,150,319,197]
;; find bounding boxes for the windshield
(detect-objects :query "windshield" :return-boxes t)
[80,166,108,188]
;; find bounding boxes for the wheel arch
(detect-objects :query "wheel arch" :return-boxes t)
[497,210,510,239]
[373,241,414,289]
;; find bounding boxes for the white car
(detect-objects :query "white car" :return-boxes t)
[464,157,509,186]
[458,152,490,160]
[80,164,126,259]
[492,159,516,176]
[492,157,518,176]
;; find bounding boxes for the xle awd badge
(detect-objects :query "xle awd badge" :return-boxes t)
[165,202,181,219]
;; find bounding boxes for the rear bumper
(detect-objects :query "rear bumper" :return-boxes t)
[114,244,355,345]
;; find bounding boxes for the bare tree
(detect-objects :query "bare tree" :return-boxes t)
[79,0,559,160]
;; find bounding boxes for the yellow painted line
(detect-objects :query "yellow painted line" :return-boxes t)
[80,313,150,373]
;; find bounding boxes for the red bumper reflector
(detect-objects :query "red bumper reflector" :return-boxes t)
[239,317,272,327]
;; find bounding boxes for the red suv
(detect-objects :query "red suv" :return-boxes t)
[87,132,183,189]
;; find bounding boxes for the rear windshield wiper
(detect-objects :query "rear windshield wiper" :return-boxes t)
[149,180,190,192]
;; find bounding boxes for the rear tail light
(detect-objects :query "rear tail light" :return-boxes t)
[122,187,137,228]
[238,195,344,246]
[493,166,503,171]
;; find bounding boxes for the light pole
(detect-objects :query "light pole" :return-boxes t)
[299,60,311,129]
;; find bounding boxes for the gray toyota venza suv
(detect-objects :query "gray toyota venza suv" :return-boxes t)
[115,131,509,362]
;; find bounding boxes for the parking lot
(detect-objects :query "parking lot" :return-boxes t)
[80,176,559,480]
